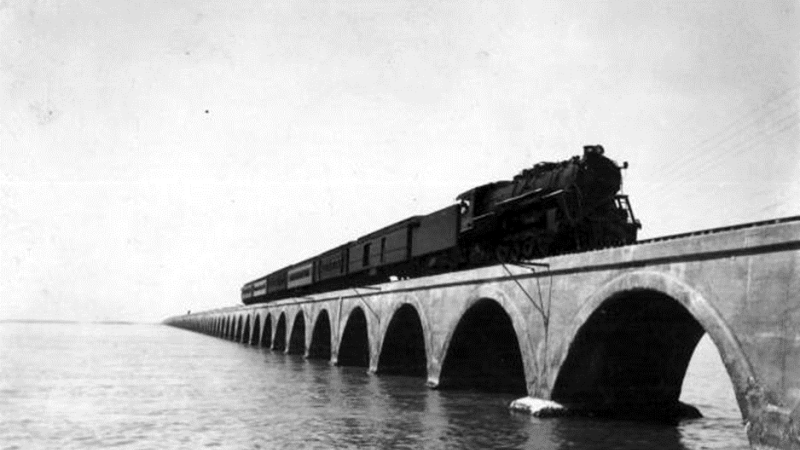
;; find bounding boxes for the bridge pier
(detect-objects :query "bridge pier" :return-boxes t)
[167,219,800,450]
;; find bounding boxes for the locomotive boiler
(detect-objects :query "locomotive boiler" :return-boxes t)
[241,145,640,305]
[456,145,639,264]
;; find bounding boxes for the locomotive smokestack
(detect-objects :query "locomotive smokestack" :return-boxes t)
[583,145,605,156]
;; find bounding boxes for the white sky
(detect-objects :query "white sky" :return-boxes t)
[1,0,798,322]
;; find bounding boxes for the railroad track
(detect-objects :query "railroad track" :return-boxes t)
[635,215,800,245]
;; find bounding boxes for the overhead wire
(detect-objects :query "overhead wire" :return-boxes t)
[639,103,799,200]
[648,103,798,189]
[662,108,798,185]
[655,114,798,201]
[661,109,798,186]
[639,84,800,187]
[649,112,799,207]
[637,93,799,200]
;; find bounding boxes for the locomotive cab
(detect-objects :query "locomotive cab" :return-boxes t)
[456,190,475,233]
[456,181,511,234]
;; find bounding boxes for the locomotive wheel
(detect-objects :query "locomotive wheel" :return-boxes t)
[521,238,539,260]
[467,244,488,265]
[495,245,510,263]
[508,244,520,262]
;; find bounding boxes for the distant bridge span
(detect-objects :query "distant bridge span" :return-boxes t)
[166,217,800,450]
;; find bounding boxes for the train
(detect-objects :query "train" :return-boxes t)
[241,145,640,305]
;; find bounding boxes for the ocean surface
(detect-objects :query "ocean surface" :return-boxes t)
[0,322,750,449]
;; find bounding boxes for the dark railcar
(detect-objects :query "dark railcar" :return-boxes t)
[266,268,288,295]
[241,282,254,304]
[410,204,460,271]
[287,259,315,290]
[250,277,268,303]
[241,276,268,305]
[316,244,349,282]
[347,216,418,276]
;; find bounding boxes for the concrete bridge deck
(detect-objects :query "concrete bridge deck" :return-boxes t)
[166,216,800,450]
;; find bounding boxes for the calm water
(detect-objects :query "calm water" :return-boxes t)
[0,322,750,449]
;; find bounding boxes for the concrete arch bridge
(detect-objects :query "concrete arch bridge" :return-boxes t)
[166,218,800,450]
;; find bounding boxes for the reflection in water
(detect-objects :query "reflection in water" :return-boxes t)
[0,323,750,449]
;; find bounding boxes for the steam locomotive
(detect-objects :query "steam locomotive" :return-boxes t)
[241,145,640,305]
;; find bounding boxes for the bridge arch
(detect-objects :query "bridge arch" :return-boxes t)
[235,315,244,342]
[261,313,272,348]
[308,309,332,360]
[227,316,234,339]
[241,314,251,344]
[436,296,527,394]
[288,311,306,354]
[430,286,535,393]
[273,312,287,351]
[377,302,427,376]
[232,315,238,340]
[252,314,261,346]
[552,270,756,421]
[376,294,433,371]
[337,306,370,367]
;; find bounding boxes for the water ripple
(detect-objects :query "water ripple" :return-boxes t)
[0,323,749,449]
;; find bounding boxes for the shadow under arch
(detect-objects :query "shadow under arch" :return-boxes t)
[338,306,369,367]
[261,314,272,348]
[378,303,427,377]
[438,298,526,394]
[288,311,306,354]
[235,316,244,342]
[251,315,261,346]
[308,309,332,360]
[273,312,287,351]
[551,270,755,423]
[242,315,251,344]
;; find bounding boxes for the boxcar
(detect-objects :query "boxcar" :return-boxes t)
[348,217,418,275]
[316,244,349,282]
[266,268,288,296]
[411,204,459,258]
